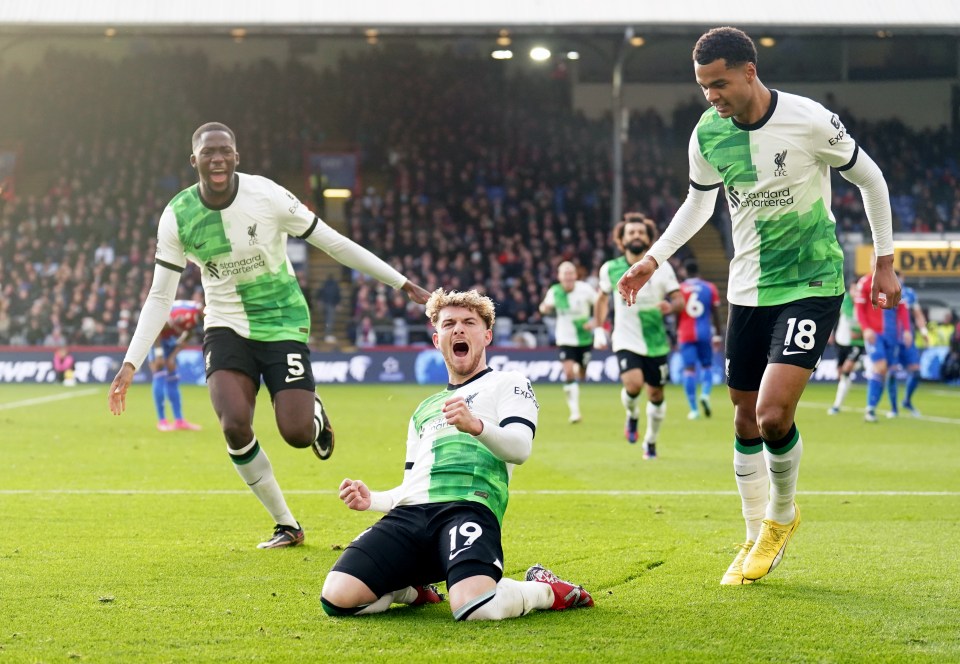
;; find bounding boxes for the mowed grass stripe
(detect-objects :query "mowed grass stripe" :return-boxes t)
[2,488,957,496]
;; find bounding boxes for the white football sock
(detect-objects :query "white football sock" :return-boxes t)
[644,400,665,444]
[833,374,851,408]
[765,436,802,524]
[459,578,552,621]
[734,447,768,542]
[621,388,640,419]
[354,593,395,615]
[563,382,580,418]
[229,437,298,529]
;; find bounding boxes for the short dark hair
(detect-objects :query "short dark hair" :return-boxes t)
[693,27,757,69]
[684,259,700,277]
[192,122,236,151]
[613,213,657,252]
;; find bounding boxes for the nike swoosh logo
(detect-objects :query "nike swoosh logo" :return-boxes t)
[284,375,305,383]
[735,471,756,477]
[449,546,472,561]
[782,349,807,355]
[770,468,791,474]
[194,241,208,249]
[718,164,733,173]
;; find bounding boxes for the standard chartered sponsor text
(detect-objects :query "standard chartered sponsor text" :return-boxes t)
[740,188,793,207]
[218,254,266,276]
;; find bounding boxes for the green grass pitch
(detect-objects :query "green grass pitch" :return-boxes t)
[1,381,958,662]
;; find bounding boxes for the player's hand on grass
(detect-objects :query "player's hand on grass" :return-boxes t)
[339,478,372,511]
[108,362,136,416]
[617,255,658,306]
[442,396,483,436]
[402,280,431,305]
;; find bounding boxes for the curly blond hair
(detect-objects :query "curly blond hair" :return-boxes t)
[425,288,496,330]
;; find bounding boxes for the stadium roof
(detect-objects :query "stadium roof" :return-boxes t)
[2,0,958,34]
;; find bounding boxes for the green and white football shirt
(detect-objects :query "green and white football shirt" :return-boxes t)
[599,256,679,356]
[543,281,598,347]
[689,90,853,307]
[391,368,539,525]
[156,173,359,343]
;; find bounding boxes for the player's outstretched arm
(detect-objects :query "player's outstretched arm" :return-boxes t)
[401,280,430,305]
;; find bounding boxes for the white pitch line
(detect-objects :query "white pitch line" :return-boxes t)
[798,400,960,425]
[0,388,100,410]
[0,489,957,497]
[928,389,960,397]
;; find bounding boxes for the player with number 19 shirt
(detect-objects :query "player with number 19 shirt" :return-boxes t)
[322,289,594,622]
[614,28,899,585]
[385,368,539,524]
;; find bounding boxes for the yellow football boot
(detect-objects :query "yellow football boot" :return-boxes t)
[742,503,801,581]
[720,540,755,585]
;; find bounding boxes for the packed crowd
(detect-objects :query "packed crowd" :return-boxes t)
[1,46,959,349]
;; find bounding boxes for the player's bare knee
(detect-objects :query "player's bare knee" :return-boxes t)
[277,420,312,448]
[320,572,376,615]
[220,419,253,448]
[757,406,791,441]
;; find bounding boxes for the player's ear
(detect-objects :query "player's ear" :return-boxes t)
[189,153,197,169]
[234,150,240,166]
[484,328,493,346]
[432,331,440,350]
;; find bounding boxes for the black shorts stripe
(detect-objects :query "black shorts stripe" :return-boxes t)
[156,259,185,273]
[499,416,536,437]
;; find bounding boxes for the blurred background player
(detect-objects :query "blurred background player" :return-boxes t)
[52,345,76,387]
[539,261,597,423]
[827,282,865,415]
[595,214,683,458]
[322,289,593,621]
[885,273,927,417]
[149,299,204,431]
[677,259,722,420]
[856,264,910,422]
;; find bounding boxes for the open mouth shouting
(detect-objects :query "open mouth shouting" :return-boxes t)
[452,339,469,358]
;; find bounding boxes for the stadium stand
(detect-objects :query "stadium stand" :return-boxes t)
[1,46,958,352]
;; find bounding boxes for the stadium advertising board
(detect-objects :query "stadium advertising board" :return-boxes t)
[855,242,960,277]
[3,345,944,385]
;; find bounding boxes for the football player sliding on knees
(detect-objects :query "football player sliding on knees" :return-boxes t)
[321,289,594,620]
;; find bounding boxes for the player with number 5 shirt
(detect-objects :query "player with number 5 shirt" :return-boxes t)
[108,122,430,549]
